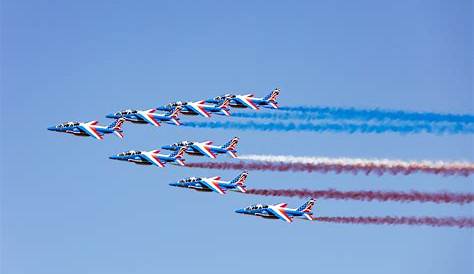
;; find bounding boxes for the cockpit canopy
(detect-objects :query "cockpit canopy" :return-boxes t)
[172,141,193,147]
[118,150,142,156]
[57,122,79,128]
[115,109,138,116]
[214,94,235,100]
[245,204,268,210]
[179,177,201,183]
[167,101,187,107]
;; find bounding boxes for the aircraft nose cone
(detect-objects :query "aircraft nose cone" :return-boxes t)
[235,209,245,214]
[105,114,117,119]
[109,155,119,160]
[47,126,57,131]
[161,145,172,150]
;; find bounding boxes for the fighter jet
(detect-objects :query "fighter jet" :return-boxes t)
[169,171,248,195]
[47,118,125,140]
[161,137,239,159]
[207,88,280,110]
[109,147,187,168]
[156,98,231,118]
[105,106,182,126]
[235,198,315,223]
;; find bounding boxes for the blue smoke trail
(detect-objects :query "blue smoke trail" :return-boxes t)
[275,106,474,124]
[182,121,474,134]
[233,111,333,121]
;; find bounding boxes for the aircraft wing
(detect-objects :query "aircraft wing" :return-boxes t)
[137,112,161,127]
[78,124,103,140]
[186,103,211,118]
[142,153,165,168]
[235,96,259,110]
[201,179,226,195]
[192,143,217,159]
[267,206,293,223]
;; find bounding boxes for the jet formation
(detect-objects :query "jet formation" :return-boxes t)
[48,88,281,139]
[48,88,317,223]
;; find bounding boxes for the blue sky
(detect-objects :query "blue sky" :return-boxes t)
[1,1,472,274]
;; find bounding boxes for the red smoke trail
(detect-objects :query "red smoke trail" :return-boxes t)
[244,188,474,205]
[185,161,474,177]
[317,216,474,228]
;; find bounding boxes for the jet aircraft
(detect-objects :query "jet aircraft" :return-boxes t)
[161,137,239,159]
[106,106,182,126]
[169,171,248,195]
[109,147,187,167]
[235,198,315,223]
[207,88,280,110]
[47,118,125,140]
[156,98,231,118]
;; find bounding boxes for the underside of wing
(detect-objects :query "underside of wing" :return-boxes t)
[79,125,103,140]
[235,96,259,110]
[138,112,161,127]
[193,144,217,159]
[142,153,165,168]
[268,206,293,223]
[201,179,226,195]
[186,103,211,118]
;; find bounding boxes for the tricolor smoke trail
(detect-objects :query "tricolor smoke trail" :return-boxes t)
[244,188,474,205]
[181,121,474,135]
[278,106,474,124]
[316,216,474,228]
[186,157,474,176]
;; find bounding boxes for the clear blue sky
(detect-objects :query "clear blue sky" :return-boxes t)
[1,1,472,273]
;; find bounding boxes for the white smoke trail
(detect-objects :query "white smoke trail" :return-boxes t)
[238,154,473,169]
[235,154,474,176]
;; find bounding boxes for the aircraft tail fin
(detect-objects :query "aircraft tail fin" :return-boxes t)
[216,99,231,116]
[107,118,125,130]
[263,88,280,102]
[297,198,315,213]
[217,98,230,109]
[108,118,125,139]
[230,170,248,186]
[221,137,239,151]
[165,106,182,125]
[167,106,182,118]
[170,146,187,159]
[230,171,248,192]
